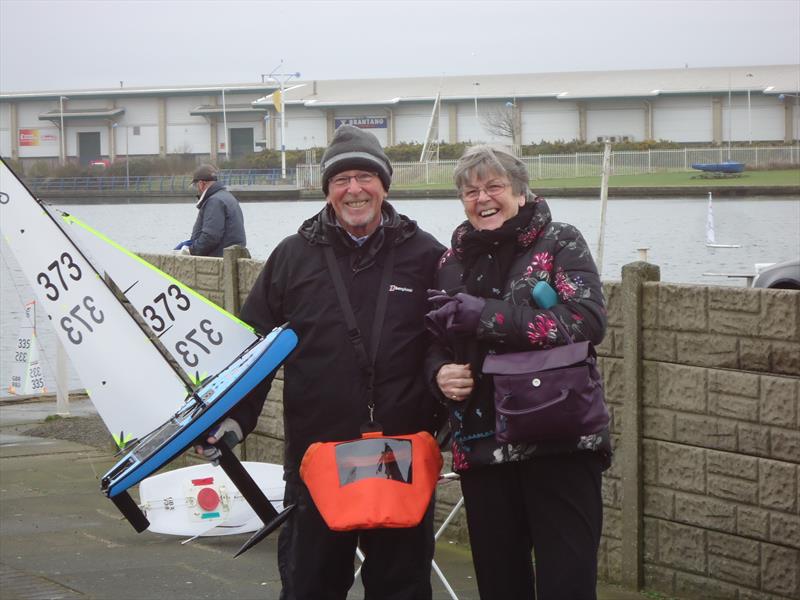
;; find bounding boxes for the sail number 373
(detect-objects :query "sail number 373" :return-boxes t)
[60,296,105,344]
[37,252,82,301]
[175,320,223,368]
[35,252,105,344]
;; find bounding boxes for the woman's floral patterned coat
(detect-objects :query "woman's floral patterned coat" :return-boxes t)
[424,196,612,472]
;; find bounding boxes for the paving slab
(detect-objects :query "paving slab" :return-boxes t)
[1,401,656,599]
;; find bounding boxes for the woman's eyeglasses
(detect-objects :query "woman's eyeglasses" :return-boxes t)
[460,182,509,202]
[330,173,376,188]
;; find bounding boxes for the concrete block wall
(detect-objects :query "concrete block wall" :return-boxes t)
[144,251,799,599]
[600,278,799,600]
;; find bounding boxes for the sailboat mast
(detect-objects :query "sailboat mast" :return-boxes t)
[596,141,612,273]
[705,190,741,249]
[706,192,716,245]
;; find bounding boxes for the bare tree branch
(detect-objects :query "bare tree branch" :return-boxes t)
[481,106,515,139]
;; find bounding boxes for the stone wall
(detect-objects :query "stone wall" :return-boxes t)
[599,265,799,600]
[142,251,799,600]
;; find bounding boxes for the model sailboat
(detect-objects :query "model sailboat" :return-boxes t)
[705,192,741,249]
[7,300,47,395]
[0,157,297,555]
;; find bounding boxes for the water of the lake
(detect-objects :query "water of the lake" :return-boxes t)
[2,195,798,394]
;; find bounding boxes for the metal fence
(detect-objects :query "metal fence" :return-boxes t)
[25,147,799,192]
[298,145,800,188]
[26,168,295,194]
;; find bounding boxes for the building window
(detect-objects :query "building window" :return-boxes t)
[133,126,141,136]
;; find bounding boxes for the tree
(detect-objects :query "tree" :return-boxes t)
[481,105,516,140]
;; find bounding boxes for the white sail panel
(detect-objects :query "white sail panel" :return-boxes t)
[61,214,258,384]
[0,161,189,444]
[706,192,716,245]
[8,301,46,395]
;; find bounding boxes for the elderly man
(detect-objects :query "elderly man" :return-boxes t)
[197,125,445,599]
[179,164,246,257]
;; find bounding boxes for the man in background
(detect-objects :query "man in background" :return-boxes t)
[176,164,246,256]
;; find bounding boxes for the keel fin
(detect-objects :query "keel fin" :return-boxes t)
[110,490,150,532]
[214,440,295,556]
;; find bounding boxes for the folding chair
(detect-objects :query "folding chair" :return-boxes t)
[355,472,465,600]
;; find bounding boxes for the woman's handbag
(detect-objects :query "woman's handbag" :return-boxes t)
[299,430,443,531]
[483,338,609,443]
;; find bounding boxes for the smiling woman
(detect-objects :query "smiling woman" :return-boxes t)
[454,148,529,231]
[426,144,610,599]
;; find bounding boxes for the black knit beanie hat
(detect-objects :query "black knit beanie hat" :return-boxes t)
[320,125,393,194]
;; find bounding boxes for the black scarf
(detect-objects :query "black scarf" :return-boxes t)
[454,201,539,298]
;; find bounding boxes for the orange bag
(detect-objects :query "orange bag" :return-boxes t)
[299,431,443,531]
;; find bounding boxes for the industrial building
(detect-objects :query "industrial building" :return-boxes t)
[0,64,797,168]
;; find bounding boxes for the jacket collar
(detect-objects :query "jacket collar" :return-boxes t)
[299,201,418,272]
[196,181,223,209]
[299,201,417,247]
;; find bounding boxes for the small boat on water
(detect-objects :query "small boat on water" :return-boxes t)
[705,192,741,248]
[691,161,745,174]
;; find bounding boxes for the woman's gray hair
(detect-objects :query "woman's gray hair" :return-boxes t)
[453,145,530,196]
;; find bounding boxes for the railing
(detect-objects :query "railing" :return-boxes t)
[298,145,800,188]
[27,169,296,194]
[24,146,799,192]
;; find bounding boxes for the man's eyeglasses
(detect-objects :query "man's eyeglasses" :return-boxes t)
[460,182,510,203]
[330,173,376,188]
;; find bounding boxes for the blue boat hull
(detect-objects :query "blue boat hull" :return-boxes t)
[691,161,745,173]
[101,326,297,499]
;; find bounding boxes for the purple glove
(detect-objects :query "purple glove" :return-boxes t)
[425,300,459,339]
[425,292,485,339]
[427,289,457,308]
[450,293,485,333]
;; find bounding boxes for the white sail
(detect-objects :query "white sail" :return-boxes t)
[706,192,717,245]
[8,300,47,395]
[61,214,258,385]
[705,191,741,249]
[0,160,189,445]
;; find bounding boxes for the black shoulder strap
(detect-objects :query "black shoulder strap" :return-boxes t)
[323,245,371,371]
[370,247,396,360]
[323,242,395,423]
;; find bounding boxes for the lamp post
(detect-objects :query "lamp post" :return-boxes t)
[59,95,68,166]
[267,64,301,179]
[125,125,129,188]
[727,73,732,160]
[473,82,480,122]
[221,89,229,161]
[746,73,753,144]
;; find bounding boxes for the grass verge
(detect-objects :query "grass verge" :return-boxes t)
[397,169,799,190]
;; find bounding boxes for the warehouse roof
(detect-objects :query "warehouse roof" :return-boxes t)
[2,65,797,106]
[273,65,799,106]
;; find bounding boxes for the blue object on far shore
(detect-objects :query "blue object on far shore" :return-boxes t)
[691,161,745,174]
[532,280,559,309]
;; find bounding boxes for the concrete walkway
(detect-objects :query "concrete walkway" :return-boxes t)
[0,399,650,600]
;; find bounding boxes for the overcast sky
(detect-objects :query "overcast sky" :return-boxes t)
[1,0,798,93]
